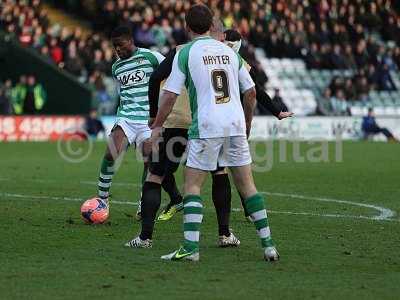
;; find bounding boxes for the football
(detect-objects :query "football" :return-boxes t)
[80,198,109,224]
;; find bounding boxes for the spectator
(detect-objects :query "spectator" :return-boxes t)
[89,49,108,74]
[64,46,85,77]
[0,80,13,115]
[305,43,322,69]
[49,38,63,65]
[84,109,105,139]
[342,45,357,70]
[330,44,347,69]
[354,75,371,101]
[135,23,156,48]
[317,88,334,116]
[343,78,356,101]
[330,89,351,116]
[22,75,47,114]
[92,75,114,115]
[376,64,397,91]
[11,75,27,115]
[362,108,398,141]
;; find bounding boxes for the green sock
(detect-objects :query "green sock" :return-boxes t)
[245,193,274,248]
[182,195,203,252]
[97,158,114,200]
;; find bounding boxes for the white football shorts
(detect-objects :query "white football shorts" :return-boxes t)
[186,136,252,171]
[112,118,151,148]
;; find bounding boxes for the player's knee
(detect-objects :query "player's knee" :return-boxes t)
[184,183,201,196]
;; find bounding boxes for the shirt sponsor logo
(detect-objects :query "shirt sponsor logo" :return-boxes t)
[117,70,146,86]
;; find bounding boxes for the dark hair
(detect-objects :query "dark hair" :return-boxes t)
[185,4,213,34]
[224,29,241,42]
[111,25,132,40]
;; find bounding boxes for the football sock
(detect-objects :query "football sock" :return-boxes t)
[212,174,231,236]
[245,193,274,248]
[139,182,162,240]
[239,193,250,217]
[183,195,203,252]
[162,173,183,209]
[97,158,115,200]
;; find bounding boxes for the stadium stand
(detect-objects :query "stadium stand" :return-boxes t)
[1,0,399,116]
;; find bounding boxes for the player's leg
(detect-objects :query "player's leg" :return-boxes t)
[161,138,219,261]
[160,166,207,260]
[128,123,152,220]
[211,168,240,247]
[229,164,279,261]
[97,125,129,204]
[238,192,251,221]
[158,128,188,221]
[125,171,163,248]
[125,125,161,248]
[222,136,279,261]
[135,138,151,221]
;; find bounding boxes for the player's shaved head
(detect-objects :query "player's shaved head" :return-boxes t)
[185,4,213,35]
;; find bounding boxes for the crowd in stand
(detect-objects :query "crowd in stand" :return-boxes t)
[0,0,119,113]
[1,0,400,116]
[0,75,47,115]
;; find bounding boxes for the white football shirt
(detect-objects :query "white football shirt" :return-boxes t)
[163,36,255,139]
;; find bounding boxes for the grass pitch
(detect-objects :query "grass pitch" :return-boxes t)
[0,141,399,299]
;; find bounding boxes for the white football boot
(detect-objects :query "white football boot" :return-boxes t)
[161,246,200,262]
[124,236,152,248]
[217,231,241,247]
[264,246,280,262]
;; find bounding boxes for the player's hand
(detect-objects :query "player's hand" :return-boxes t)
[246,122,252,139]
[148,117,155,127]
[278,111,294,120]
[150,127,163,152]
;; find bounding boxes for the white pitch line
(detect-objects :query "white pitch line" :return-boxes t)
[0,192,137,206]
[260,192,396,221]
[1,192,398,223]
[0,177,397,221]
[80,180,141,187]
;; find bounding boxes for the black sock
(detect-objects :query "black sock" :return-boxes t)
[162,173,182,209]
[140,182,161,240]
[239,193,250,217]
[212,174,231,236]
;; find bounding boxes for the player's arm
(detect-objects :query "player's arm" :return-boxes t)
[238,62,257,138]
[243,87,257,138]
[249,67,293,120]
[151,50,186,130]
[148,49,177,123]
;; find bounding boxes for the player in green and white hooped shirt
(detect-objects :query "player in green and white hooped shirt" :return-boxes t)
[95,26,164,212]
[151,5,279,262]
